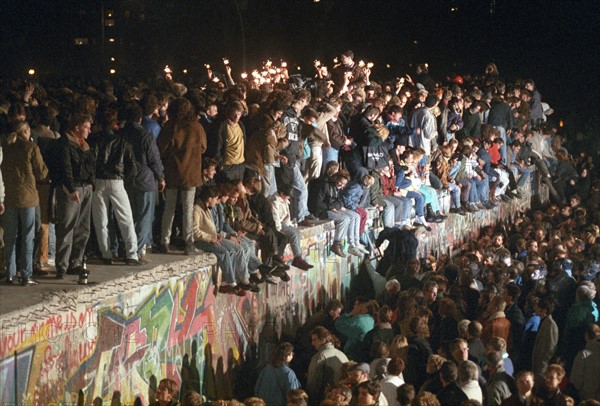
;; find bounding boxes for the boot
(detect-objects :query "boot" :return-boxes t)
[331,241,346,258]
[425,204,437,223]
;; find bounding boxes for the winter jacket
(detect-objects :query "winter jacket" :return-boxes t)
[52,132,96,193]
[1,135,48,207]
[121,122,164,192]
[157,120,207,188]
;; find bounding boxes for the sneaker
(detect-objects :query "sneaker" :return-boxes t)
[55,273,66,280]
[304,213,319,221]
[297,219,313,227]
[272,255,290,270]
[347,245,363,257]
[218,285,246,296]
[137,255,150,265]
[249,273,263,284]
[331,242,346,258]
[33,266,49,276]
[184,244,200,255]
[125,258,143,266]
[414,217,432,232]
[102,257,113,265]
[271,268,291,282]
[292,257,313,271]
[21,277,38,286]
[5,275,14,284]
[463,203,476,212]
[262,273,278,284]
[258,264,278,275]
[66,267,81,275]
[239,282,260,292]
[356,244,370,255]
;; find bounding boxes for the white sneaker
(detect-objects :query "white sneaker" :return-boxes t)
[347,245,363,257]
[356,244,370,254]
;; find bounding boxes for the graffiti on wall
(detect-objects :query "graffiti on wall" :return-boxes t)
[0,227,353,405]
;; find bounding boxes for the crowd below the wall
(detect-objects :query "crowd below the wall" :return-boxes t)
[1,50,600,405]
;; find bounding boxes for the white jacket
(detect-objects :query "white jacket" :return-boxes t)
[269,193,292,231]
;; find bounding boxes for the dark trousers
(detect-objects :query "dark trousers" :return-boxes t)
[55,185,93,274]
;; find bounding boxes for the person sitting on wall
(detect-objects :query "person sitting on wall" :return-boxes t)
[192,185,247,296]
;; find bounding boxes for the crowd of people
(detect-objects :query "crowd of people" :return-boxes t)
[1,50,600,404]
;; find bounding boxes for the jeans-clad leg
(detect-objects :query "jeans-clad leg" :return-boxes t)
[327,210,350,243]
[4,206,36,278]
[280,224,302,257]
[194,241,236,284]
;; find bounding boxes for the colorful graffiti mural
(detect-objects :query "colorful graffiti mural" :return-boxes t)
[0,189,538,405]
[0,226,353,405]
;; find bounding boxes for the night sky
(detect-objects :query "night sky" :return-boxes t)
[1,0,598,125]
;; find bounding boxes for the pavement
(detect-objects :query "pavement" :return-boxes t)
[0,247,207,317]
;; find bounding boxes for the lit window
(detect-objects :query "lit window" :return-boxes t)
[74,38,89,46]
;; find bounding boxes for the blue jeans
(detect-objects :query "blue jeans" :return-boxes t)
[48,223,56,260]
[128,189,156,253]
[322,147,339,169]
[510,165,533,189]
[406,190,426,216]
[4,206,36,278]
[161,188,195,245]
[328,209,360,245]
[470,177,490,203]
[263,164,277,197]
[419,185,440,212]
[449,183,461,208]
[194,240,237,284]
[280,224,302,257]
[92,179,139,260]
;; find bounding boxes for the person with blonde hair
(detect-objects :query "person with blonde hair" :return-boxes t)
[287,389,309,406]
[535,364,567,405]
[411,391,440,406]
[2,121,48,285]
[418,355,446,395]
[150,378,179,406]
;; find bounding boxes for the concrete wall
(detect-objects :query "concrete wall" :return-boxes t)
[0,192,536,405]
